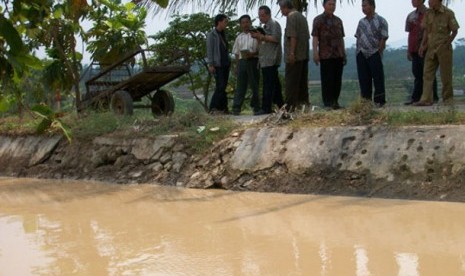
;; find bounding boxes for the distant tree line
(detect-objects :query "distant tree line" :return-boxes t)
[309,42,465,81]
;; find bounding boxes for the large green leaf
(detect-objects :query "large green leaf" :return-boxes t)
[124,2,137,10]
[31,104,72,142]
[36,118,52,134]
[0,15,23,54]
[6,53,26,77]
[31,104,54,117]
[15,54,43,70]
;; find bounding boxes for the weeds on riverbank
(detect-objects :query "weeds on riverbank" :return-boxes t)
[387,106,464,125]
[68,105,237,152]
[0,98,237,153]
[2,98,465,151]
[288,100,465,128]
[0,115,39,135]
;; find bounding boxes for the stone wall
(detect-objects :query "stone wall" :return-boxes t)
[2,125,465,201]
[0,135,190,185]
[230,125,465,180]
[184,125,465,201]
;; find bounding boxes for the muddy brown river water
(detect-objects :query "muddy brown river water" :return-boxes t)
[1,177,465,275]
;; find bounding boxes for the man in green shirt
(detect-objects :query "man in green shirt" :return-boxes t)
[279,0,310,112]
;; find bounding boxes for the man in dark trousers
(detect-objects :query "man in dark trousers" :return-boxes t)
[251,5,284,114]
[355,0,388,107]
[206,14,231,114]
[279,0,310,112]
[232,14,260,115]
[312,0,346,110]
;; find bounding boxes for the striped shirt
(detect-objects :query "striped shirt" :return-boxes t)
[232,32,259,59]
[355,13,388,58]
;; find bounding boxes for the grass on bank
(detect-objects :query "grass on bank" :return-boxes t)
[288,100,465,128]
[2,96,465,153]
[67,107,237,152]
[0,97,238,153]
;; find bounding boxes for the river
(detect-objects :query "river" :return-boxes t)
[1,177,465,275]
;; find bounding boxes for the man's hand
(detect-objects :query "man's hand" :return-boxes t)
[208,65,215,75]
[378,40,386,55]
[250,31,260,39]
[419,45,425,58]
[313,52,320,66]
[289,53,295,65]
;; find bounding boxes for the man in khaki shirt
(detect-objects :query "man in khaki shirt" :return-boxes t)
[414,0,459,106]
[279,0,310,112]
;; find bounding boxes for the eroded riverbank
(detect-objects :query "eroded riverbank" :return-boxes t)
[2,125,465,202]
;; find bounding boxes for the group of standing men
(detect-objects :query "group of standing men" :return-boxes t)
[207,0,309,115]
[206,0,460,115]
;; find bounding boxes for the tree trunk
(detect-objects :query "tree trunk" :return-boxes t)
[51,25,81,113]
[203,70,212,112]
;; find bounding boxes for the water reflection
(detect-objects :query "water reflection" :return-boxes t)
[396,252,419,276]
[354,245,370,276]
[1,177,465,275]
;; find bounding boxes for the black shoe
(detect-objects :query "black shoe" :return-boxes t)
[332,104,343,110]
[232,110,240,116]
[323,105,331,110]
[404,101,414,105]
[412,101,433,106]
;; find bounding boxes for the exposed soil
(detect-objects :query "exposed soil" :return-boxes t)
[185,146,465,203]
[225,166,465,202]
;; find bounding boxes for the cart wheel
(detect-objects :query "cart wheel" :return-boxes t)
[151,89,175,116]
[111,90,133,115]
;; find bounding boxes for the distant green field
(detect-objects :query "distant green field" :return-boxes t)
[309,78,465,108]
[170,76,465,114]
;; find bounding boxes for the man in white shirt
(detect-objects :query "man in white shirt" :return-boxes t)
[232,14,260,115]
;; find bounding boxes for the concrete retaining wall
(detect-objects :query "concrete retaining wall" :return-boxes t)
[229,125,465,181]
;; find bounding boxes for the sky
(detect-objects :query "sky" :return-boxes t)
[146,0,464,48]
[76,0,464,63]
